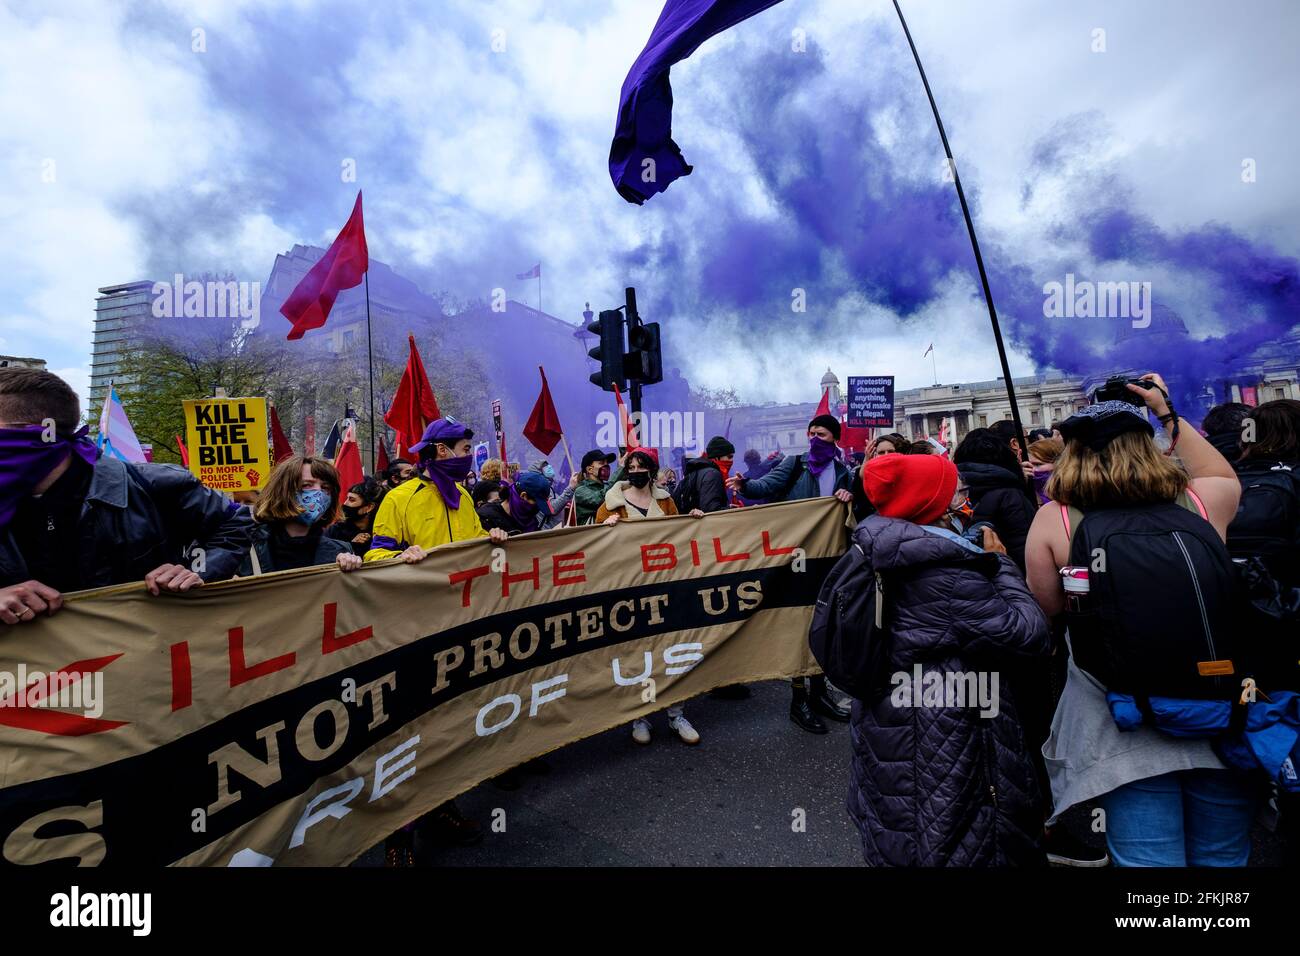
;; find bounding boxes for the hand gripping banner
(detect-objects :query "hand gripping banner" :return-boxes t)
[0,498,847,866]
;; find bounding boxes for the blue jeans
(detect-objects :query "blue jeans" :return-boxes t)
[1099,769,1260,867]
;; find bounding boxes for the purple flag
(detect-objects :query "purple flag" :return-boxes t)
[554,455,573,494]
[609,0,787,204]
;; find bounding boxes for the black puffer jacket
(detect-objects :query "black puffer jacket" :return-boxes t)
[956,461,1037,570]
[846,515,1050,867]
[0,456,253,589]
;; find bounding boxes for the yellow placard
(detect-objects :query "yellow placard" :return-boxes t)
[182,397,271,491]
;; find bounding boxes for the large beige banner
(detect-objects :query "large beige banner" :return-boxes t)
[0,498,848,867]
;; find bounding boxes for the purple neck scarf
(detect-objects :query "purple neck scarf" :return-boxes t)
[805,437,841,477]
[506,482,541,528]
[419,454,472,509]
[0,425,98,529]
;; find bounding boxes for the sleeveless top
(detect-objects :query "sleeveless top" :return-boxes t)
[1042,487,1229,820]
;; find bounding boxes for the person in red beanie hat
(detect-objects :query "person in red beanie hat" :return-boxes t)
[843,451,1052,867]
[862,452,959,526]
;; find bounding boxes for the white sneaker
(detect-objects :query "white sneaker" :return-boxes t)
[631,719,652,745]
[668,714,700,745]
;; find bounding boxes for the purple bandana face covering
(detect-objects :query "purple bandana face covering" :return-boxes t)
[506,482,540,527]
[419,454,473,509]
[1032,468,1052,505]
[0,425,98,528]
[805,436,841,477]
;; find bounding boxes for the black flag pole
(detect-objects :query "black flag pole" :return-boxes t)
[892,0,1029,460]
[364,271,377,474]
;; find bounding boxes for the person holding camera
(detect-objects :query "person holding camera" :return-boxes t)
[847,453,1051,866]
[1024,372,1257,867]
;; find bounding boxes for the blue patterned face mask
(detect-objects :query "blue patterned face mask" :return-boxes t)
[295,488,331,526]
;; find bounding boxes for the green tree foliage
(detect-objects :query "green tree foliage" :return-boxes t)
[103,312,491,471]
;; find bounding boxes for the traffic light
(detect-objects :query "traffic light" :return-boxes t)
[587,308,625,391]
[625,321,663,385]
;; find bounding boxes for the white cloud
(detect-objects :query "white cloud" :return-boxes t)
[1,0,1295,407]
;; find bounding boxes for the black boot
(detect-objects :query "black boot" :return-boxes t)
[790,684,828,734]
[808,676,851,722]
[418,800,483,848]
[384,829,416,867]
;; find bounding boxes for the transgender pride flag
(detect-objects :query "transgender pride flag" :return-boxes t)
[97,383,146,463]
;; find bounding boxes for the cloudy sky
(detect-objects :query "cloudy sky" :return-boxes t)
[2,0,1297,408]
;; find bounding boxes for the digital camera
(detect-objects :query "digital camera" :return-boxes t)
[1091,375,1156,406]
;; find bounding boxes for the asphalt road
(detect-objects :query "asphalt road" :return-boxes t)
[353,679,1284,867]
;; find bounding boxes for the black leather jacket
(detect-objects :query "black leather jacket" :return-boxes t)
[0,457,254,590]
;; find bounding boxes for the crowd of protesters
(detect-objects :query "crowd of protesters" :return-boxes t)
[3,366,1299,871]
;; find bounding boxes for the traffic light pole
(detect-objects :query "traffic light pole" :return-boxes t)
[625,287,643,436]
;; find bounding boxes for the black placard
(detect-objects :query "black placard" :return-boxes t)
[846,376,894,428]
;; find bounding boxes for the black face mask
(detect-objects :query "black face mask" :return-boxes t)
[342,504,363,522]
[627,471,652,489]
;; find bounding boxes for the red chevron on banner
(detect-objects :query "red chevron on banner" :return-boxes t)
[0,653,128,736]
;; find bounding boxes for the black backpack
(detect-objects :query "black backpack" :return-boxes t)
[808,543,892,701]
[808,541,996,701]
[1062,494,1243,701]
[671,469,701,515]
[1227,463,1300,690]
[1228,463,1300,567]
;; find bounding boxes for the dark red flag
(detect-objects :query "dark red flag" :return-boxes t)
[269,405,294,463]
[280,191,369,340]
[523,366,564,455]
[814,387,831,418]
[384,334,440,459]
[376,438,390,475]
[613,382,636,449]
[174,435,189,467]
[333,425,365,494]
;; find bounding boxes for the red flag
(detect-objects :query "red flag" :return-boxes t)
[814,387,831,418]
[174,435,189,467]
[376,438,390,474]
[333,425,364,493]
[270,405,294,463]
[840,421,873,453]
[280,191,369,340]
[613,382,636,449]
[385,334,440,459]
[523,366,564,455]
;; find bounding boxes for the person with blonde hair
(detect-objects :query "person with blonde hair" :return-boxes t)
[237,456,360,575]
[479,458,504,483]
[1025,373,1255,867]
